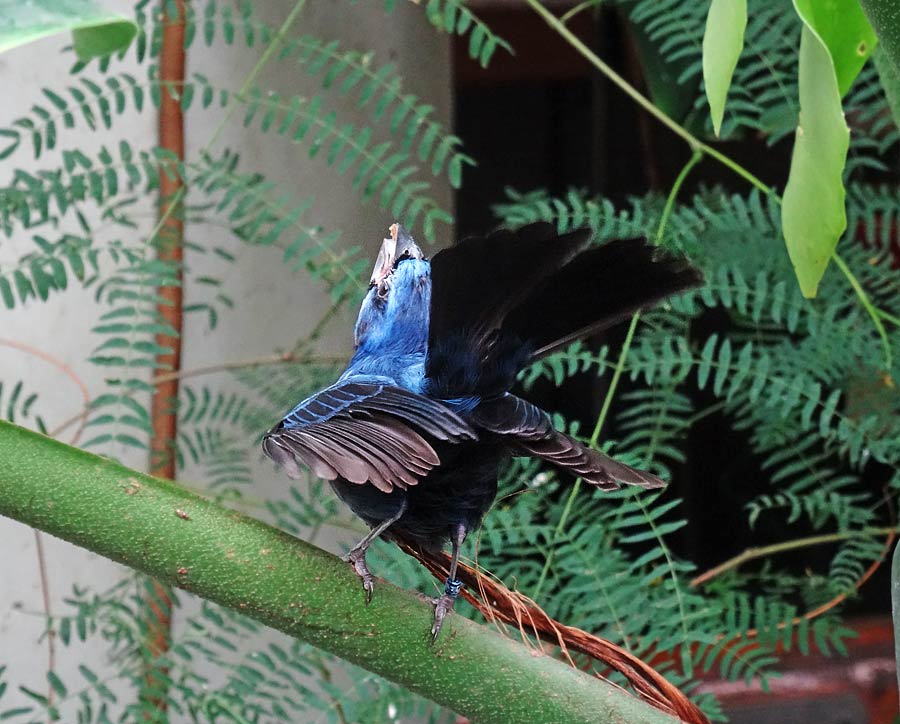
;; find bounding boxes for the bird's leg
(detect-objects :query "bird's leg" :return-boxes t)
[345,498,408,604]
[431,523,467,641]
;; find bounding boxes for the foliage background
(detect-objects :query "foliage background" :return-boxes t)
[1,0,899,722]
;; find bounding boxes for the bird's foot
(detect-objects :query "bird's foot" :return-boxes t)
[345,547,376,604]
[431,578,463,642]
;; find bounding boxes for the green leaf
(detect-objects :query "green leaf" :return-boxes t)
[0,0,137,60]
[781,6,853,298]
[72,20,137,62]
[702,0,747,137]
[1,708,34,720]
[794,0,877,96]
[46,672,67,699]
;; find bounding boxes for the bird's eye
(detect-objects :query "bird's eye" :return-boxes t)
[394,250,412,267]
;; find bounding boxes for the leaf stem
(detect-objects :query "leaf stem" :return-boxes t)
[530,314,641,603]
[206,0,310,152]
[655,150,703,245]
[524,0,900,370]
[878,308,900,327]
[690,526,900,587]
[143,0,310,277]
[831,251,892,370]
[524,0,775,197]
[529,147,702,603]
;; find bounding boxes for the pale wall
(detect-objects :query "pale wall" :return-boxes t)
[0,1,451,718]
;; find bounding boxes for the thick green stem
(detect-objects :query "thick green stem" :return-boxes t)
[0,420,681,724]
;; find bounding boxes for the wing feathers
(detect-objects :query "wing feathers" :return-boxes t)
[263,380,477,492]
[473,394,665,490]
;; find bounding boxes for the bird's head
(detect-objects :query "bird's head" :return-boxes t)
[354,223,431,351]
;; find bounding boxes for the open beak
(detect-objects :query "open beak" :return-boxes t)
[392,223,423,263]
[369,223,424,291]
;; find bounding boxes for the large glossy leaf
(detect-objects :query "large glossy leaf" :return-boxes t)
[0,0,137,61]
[795,0,877,96]
[782,0,874,298]
[702,0,747,137]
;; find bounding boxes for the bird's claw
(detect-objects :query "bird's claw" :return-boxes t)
[430,593,456,642]
[431,576,463,641]
[346,548,376,604]
[361,575,375,605]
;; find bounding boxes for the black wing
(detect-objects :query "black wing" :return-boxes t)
[263,380,477,492]
[472,394,664,491]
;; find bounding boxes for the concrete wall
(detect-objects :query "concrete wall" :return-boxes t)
[0,1,451,718]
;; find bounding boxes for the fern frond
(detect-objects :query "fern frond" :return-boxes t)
[83,256,179,452]
[1,72,453,242]
[493,187,656,242]
[75,3,476,191]
[616,387,694,478]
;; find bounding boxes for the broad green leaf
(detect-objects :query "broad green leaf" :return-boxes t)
[782,3,855,298]
[702,0,747,136]
[794,0,877,96]
[72,19,137,62]
[0,0,137,61]
[859,0,900,77]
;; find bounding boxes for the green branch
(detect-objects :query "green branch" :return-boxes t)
[0,420,682,724]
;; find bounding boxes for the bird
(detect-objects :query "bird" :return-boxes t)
[263,221,702,638]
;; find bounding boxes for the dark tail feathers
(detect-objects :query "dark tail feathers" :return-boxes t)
[506,234,703,359]
[425,223,702,397]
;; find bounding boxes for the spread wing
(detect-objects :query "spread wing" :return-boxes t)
[472,394,664,491]
[262,380,477,492]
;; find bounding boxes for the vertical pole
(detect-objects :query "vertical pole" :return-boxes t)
[142,0,186,716]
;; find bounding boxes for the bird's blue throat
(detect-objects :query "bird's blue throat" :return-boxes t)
[352,258,431,359]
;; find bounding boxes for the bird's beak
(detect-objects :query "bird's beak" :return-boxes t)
[391,223,424,262]
[369,223,423,290]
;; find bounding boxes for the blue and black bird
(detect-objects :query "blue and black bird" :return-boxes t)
[263,222,702,637]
